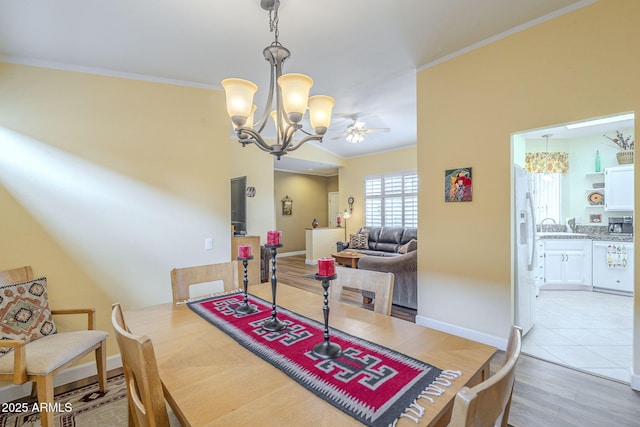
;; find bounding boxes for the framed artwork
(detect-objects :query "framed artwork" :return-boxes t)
[590,214,602,223]
[281,195,293,215]
[445,167,473,202]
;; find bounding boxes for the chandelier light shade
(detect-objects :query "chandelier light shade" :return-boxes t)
[278,73,313,122]
[222,0,335,159]
[221,78,258,125]
[308,95,335,132]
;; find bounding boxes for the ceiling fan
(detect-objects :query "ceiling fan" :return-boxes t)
[332,116,390,144]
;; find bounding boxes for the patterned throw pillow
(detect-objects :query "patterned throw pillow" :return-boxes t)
[349,233,369,249]
[0,277,57,356]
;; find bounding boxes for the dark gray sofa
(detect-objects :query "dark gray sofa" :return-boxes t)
[358,251,417,310]
[336,226,417,257]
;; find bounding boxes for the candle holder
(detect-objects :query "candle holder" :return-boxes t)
[312,273,342,359]
[235,256,257,315]
[262,243,287,332]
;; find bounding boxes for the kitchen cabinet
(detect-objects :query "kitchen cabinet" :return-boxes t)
[604,165,634,211]
[592,240,634,294]
[542,239,592,289]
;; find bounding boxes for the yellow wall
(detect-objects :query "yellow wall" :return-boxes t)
[230,133,343,248]
[417,0,639,366]
[340,147,417,237]
[231,140,276,242]
[0,63,232,360]
[274,171,338,252]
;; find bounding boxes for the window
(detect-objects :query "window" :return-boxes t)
[365,171,417,227]
[532,173,562,224]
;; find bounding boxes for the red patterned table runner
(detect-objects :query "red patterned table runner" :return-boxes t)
[188,292,459,426]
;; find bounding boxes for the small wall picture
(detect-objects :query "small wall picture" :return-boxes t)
[590,214,602,223]
[445,167,473,202]
[281,195,293,215]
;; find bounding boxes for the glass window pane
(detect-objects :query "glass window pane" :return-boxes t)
[365,171,418,228]
[365,198,382,227]
[366,178,382,196]
[384,176,403,194]
[532,173,561,224]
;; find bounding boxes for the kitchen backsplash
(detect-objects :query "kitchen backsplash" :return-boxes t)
[538,224,610,236]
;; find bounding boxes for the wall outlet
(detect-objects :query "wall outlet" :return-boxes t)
[204,237,213,250]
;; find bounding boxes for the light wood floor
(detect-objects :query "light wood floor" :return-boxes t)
[276,255,640,427]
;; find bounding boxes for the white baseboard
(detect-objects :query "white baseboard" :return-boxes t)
[305,259,318,265]
[0,354,122,403]
[278,250,305,258]
[630,368,640,391]
[416,315,508,351]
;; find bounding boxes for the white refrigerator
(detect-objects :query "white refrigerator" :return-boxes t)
[514,165,536,336]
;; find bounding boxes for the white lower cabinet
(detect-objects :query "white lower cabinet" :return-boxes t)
[592,240,634,294]
[543,239,592,288]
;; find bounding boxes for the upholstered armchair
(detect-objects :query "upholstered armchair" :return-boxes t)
[357,250,417,310]
[0,266,108,427]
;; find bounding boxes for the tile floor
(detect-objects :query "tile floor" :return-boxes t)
[522,289,633,383]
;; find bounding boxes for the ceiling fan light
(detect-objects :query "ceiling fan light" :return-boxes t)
[308,95,335,134]
[278,73,313,122]
[346,132,364,144]
[221,78,258,125]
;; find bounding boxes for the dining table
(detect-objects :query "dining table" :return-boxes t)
[124,282,496,426]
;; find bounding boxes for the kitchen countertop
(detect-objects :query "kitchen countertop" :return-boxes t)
[537,232,633,242]
[536,224,633,242]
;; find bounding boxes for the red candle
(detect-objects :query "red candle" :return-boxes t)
[267,230,282,245]
[238,244,252,258]
[317,258,336,277]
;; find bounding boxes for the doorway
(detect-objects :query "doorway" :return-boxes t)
[513,113,635,383]
[231,176,247,235]
[328,192,339,227]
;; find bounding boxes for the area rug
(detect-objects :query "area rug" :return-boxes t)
[189,292,461,427]
[0,374,127,427]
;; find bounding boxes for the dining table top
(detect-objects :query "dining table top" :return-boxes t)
[124,282,496,427]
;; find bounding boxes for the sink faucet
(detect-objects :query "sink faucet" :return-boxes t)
[540,218,556,225]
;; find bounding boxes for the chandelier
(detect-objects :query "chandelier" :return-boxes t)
[221,0,335,160]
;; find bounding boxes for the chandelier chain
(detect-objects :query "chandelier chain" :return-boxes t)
[269,8,279,44]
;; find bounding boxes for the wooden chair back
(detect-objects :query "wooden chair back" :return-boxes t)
[111,303,171,427]
[330,267,394,316]
[448,326,522,427]
[170,261,239,303]
[0,266,33,285]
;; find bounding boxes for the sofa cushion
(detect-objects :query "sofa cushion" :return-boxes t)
[400,228,418,244]
[378,227,405,244]
[0,277,57,356]
[359,227,381,245]
[349,233,369,249]
[398,239,418,254]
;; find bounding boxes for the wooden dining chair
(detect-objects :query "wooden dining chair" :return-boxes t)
[330,266,395,315]
[0,266,108,427]
[447,325,523,427]
[111,303,181,427]
[170,261,240,303]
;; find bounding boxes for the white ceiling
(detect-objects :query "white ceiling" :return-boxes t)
[0,0,597,173]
